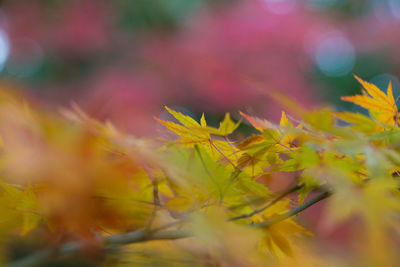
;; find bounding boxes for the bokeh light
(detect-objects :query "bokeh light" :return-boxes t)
[389,0,400,18]
[5,38,43,78]
[0,29,10,72]
[314,32,355,77]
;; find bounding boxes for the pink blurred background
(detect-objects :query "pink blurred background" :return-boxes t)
[1,0,400,135]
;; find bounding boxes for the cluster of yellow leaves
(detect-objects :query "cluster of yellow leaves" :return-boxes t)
[154,76,400,265]
[156,106,240,165]
[1,75,400,266]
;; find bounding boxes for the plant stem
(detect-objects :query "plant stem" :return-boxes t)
[254,191,331,228]
[7,191,331,267]
[228,183,305,221]
[146,180,161,231]
[6,223,190,267]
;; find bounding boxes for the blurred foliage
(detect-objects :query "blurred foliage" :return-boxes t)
[1,76,400,265]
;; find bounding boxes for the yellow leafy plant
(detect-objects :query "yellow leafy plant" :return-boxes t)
[0,76,400,266]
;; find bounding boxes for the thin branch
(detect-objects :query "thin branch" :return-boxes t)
[6,250,53,267]
[6,222,189,267]
[395,96,400,127]
[145,229,192,241]
[7,189,331,267]
[146,180,161,231]
[228,183,305,221]
[150,220,186,233]
[103,229,191,245]
[152,180,161,206]
[254,191,331,228]
[227,196,268,211]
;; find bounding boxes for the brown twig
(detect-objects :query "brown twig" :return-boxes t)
[228,183,304,221]
[254,191,331,228]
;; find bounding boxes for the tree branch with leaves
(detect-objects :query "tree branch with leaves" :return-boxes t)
[1,76,400,266]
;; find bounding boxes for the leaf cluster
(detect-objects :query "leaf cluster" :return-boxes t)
[2,76,400,266]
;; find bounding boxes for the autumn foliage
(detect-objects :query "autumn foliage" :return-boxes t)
[2,76,400,266]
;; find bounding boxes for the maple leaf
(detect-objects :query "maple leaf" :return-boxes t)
[158,107,222,139]
[341,75,397,126]
[239,111,273,132]
[236,111,304,178]
[156,107,241,166]
[158,106,240,138]
[255,200,312,259]
[240,111,301,174]
[241,110,300,149]
[333,111,380,134]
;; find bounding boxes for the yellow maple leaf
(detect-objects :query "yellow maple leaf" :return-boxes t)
[241,111,300,149]
[156,107,243,171]
[254,200,312,259]
[341,75,397,126]
[157,107,240,141]
[239,111,273,132]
